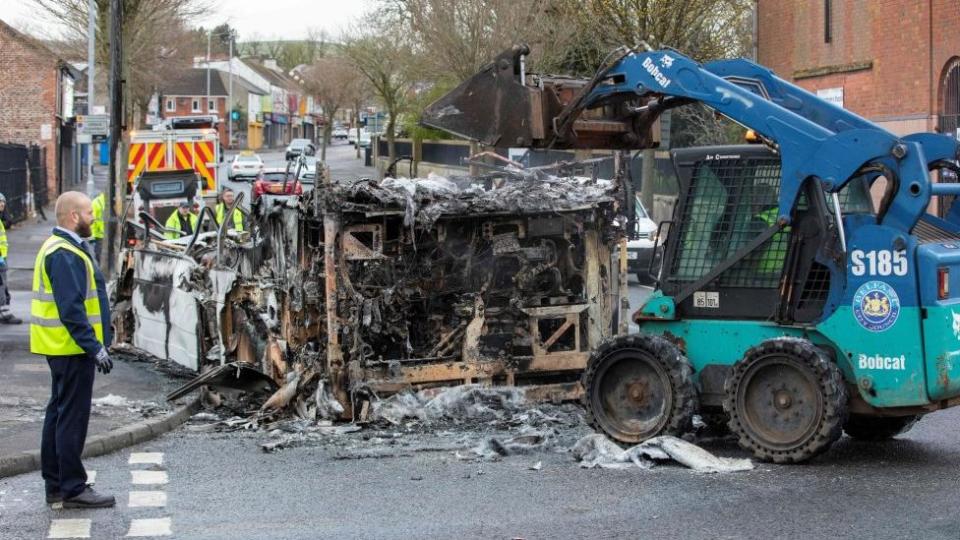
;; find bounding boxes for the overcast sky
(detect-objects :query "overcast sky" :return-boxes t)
[0,0,376,41]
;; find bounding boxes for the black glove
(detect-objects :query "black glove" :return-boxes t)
[95,348,113,375]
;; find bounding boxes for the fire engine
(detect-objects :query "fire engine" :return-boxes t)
[127,115,221,196]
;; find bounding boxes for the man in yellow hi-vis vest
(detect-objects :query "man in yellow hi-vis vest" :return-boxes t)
[164,201,199,239]
[31,191,115,509]
[0,192,21,324]
[215,188,244,233]
[90,192,105,261]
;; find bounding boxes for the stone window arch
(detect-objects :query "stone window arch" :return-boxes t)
[939,58,960,136]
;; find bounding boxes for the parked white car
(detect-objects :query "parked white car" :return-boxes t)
[227,152,264,181]
[625,199,660,284]
[297,157,322,186]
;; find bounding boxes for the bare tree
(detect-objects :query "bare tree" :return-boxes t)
[30,0,210,126]
[382,0,577,84]
[240,32,265,57]
[349,77,374,160]
[302,55,364,161]
[341,21,420,163]
[553,0,753,72]
[263,39,284,60]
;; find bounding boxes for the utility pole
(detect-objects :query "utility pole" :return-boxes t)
[206,31,211,102]
[105,0,122,273]
[85,0,96,196]
[228,31,233,149]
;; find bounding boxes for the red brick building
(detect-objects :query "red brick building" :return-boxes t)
[0,18,77,197]
[160,69,229,147]
[757,0,960,136]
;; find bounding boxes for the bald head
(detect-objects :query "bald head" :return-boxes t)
[55,191,94,238]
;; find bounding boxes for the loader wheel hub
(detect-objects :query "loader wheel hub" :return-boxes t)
[737,359,822,448]
[773,390,793,410]
[627,381,649,404]
[594,351,671,440]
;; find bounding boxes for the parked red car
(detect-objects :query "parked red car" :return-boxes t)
[252,168,303,201]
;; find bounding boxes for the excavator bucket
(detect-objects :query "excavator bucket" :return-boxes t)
[420,45,543,148]
[421,45,661,150]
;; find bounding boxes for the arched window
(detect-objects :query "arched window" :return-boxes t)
[939,59,960,215]
[940,59,960,136]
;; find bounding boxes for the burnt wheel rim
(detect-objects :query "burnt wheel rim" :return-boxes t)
[736,356,823,450]
[591,349,672,443]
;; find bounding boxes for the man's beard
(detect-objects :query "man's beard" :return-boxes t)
[77,220,92,238]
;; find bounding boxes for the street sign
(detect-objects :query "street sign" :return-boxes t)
[77,114,109,139]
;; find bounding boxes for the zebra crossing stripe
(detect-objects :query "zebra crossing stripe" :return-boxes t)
[128,491,166,508]
[130,470,168,485]
[128,452,163,465]
[126,517,171,537]
[47,518,91,538]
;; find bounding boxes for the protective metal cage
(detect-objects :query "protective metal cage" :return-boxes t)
[669,155,788,289]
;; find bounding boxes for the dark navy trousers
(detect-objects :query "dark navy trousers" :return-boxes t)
[41,354,95,498]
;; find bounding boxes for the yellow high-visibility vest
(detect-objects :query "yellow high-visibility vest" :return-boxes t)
[215,203,244,232]
[756,208,788,274]
[30,236,103,356]
[164,211,198,239]
[91,193,106,240]
[0,219,7,258]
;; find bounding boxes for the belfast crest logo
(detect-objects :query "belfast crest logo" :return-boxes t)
[852,281,900,332]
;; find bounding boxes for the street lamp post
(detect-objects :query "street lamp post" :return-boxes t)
[205,31,211,103]
[228,32,233,149]
[85,0,96,196]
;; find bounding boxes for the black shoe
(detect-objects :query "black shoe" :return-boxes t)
[46,491,62,504]
[62,486,115,509]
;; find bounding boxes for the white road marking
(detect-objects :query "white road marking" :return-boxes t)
[47,518,91,538]
[126,517,171,537]
[86,470,97,485]
[128,491,167,508]
[14,363,48,372]
[128,452,163,465]
[130,470,168,485]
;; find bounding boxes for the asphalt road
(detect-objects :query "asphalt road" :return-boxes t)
[2,402,959,539]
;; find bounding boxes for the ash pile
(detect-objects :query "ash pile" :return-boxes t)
[112,171,628,432]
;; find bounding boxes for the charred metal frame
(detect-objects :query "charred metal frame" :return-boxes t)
[114,171,628,415]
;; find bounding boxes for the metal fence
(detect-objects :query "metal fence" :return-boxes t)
[0,143,30,223]
[30,145,48,211]
[0,142,47,225]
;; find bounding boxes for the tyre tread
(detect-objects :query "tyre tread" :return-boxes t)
[723,337,848,464]
[582,334,697,444]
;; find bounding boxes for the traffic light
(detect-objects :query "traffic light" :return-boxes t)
[231,110,240,121]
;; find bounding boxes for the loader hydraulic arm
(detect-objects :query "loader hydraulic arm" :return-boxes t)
[423,46,960,231]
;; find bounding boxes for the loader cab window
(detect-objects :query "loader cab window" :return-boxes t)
[837,176,874,214]
[670,155,788,289]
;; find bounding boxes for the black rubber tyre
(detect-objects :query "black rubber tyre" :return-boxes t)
[582,334,697,445]
[724,337,848,463]
[843,414,920,441]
